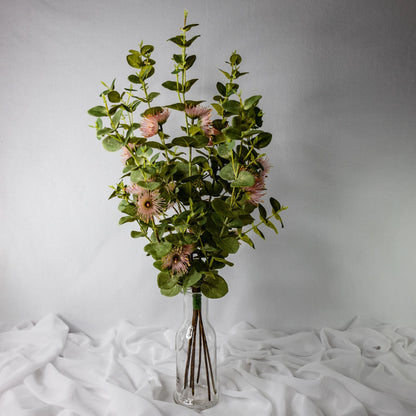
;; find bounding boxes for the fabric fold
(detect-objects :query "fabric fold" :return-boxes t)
[0,315,416,415]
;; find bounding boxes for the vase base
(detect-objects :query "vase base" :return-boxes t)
[174,387,218,411]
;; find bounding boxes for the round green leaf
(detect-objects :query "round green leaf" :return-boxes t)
[160,285,181,297]
[222,100,241,115]
[243,95,262,110]
[253,132,272,149]
[217,236,240,254]
[130,169,145,183]
[201,274,228,299]
[219,163,236,181]
[88,106,107,117]
[158,271,178,289]
[182,268,202,290]
[231,171,255,187]
[140,44,154,54]
[128,74,141,83]
[108,91,121,103]
[102,136,123,152]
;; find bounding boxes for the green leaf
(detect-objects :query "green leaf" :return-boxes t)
[102,136,123,152]
[185,35,200,47]
[211,198,233,217]
[239,233,255,248]
[157,271,178,289]
[212,257,234,267]
[88,106,107,117]
[173,54,182,64]
[265,219,278,234]
[96,127,113,137]
[144,241,173,259]
[258,204,267,221]
[243,95,262,110]
[172,136,196,147]
[226,215,243,227]
[201,274,228,298]
[222,100,241,115]
[127,53,142,69]
[119,216,135,225]
[211,103,223,116]
[253,226,265,239]
[166,102,185,111]
[160,285,181,297]
[118,200,137,216]
[143,106,163,116]
[130,169,144,183]
[235,71,249,78]
[270,197,281,213]
[222,126,241,141]
[253,132,272,149]
[153,260,163,270]
[218,141,235,159]
[168,35,184,47]
[219,69,231,80]
[231,171,255,187]
[217,236,240,254]
[192,156,206,165]
[136,181,161,190]
[147,92,160,102]
[131,230,146,238]
[230,52,242,65]
[112,109,123,127]
[108,91,121,103]
[193,135,209,148]
[182,268,202,290]
[140,44,154,54]
[184,78,198,92]
[140,65,154,80]
[189,125,200,136]
[128,74,141,84]
[219,163,236,181]
[162,80,181,92]
[185,55,196,69]
[216,82,226,96]
[183,23,199,31]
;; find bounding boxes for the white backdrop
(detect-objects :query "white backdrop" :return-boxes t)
[1,0,415,335]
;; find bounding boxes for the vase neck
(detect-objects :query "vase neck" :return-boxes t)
[183,288,208,319]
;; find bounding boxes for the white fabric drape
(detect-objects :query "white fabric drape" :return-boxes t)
[1,315,415,415]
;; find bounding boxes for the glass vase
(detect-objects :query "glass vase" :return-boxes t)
[173,287,218,410]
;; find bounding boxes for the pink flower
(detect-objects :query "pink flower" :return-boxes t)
[136,190,163,222]
[120,143,136,164]
[185,105,211,118]
[243,159,271,205]
[126,183,146,197]
[185,105,219,144]
[200,113,219,143]
[162,244,194,275]
[244,175,266,205]
[140,108,170,138]
[258,157,271,179]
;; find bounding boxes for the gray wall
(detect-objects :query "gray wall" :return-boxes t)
[1,0,415,333]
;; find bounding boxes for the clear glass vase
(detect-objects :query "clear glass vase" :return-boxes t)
[173,288,218,410]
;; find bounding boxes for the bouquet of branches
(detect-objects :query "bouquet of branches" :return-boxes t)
[88,11,285,404]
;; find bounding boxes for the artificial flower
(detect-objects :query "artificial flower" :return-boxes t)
[162,245,194,275]
[140,108,170,138]
[126,183,146,196]
[136,190,163,222]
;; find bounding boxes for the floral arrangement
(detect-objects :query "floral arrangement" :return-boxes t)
[88,11,285,301]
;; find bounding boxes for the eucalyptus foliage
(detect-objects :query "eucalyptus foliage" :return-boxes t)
[88,12,286,299]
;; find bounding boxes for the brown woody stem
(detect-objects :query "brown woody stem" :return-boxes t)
[182,289,215,401]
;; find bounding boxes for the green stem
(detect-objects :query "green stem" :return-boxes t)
[240,213,276,236]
